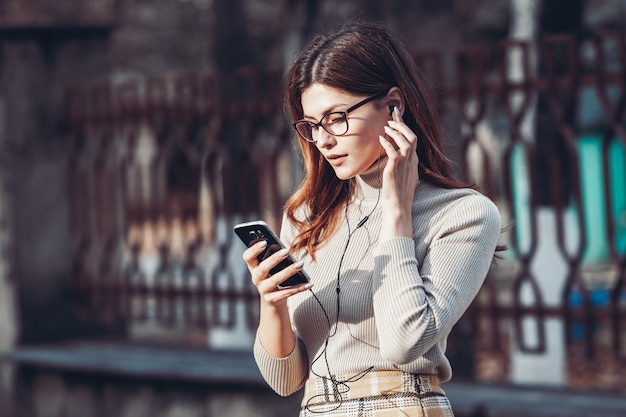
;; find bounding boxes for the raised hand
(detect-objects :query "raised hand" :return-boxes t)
[378,106,420,240]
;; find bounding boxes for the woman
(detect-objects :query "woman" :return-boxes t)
[242,20,502,416]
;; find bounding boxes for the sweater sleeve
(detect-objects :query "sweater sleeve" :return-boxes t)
[371,193,501,365]
[251,214,309,396]
[253,333,308,396]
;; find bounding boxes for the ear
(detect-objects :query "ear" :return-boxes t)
[385,86,405,116]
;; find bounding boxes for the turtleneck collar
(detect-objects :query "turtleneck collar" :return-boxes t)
[354,155,387,200]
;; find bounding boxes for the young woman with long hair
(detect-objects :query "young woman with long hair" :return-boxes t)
[241,20,502,416]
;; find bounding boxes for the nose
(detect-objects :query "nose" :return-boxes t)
[314,127,336,148]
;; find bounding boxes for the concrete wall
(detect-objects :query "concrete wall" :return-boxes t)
[9,368,303,417]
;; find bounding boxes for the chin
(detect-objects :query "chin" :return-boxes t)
[334,173,353,181]
[332,168,356,181]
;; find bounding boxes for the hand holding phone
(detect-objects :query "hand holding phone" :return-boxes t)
[234,220,310,289]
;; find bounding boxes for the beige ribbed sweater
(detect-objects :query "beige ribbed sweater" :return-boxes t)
[253,166,502,397]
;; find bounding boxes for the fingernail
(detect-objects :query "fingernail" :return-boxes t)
[303,283,314,290]
[293,260,304,270]
[383,125,393,131]
[278,248,289,257]
[394,106,401,117]
[257,240,268,248]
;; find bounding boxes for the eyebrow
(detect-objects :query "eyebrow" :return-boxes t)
[302,103,349,120]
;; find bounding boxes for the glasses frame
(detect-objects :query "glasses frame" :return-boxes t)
[292,91,387,143]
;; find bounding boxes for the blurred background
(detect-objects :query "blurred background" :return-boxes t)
[0,0,625,416]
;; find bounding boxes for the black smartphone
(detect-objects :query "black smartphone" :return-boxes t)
[233,220,310,289]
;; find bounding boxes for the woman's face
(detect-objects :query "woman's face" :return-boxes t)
[300,83,389,180]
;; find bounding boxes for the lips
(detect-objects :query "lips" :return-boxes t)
[326,154,347,165]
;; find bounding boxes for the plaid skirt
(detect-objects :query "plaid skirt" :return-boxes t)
[299,371,455,417]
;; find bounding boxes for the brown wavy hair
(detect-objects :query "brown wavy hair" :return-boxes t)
[284,21,471,259]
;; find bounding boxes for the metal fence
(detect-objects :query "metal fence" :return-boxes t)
[63,30,626,390]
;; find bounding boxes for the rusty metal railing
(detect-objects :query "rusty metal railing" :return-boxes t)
[444,30,626,389]
[64,30,626,388]
[64,68,292,347]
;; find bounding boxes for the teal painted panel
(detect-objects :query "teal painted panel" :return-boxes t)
[577,135,608,264]
[608,138,626,256]
[506,136,624,264]
[511,143,532,255]
[577,135,626,264]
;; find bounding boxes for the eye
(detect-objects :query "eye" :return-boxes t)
[326,112,346,125]
[297,121,316,130]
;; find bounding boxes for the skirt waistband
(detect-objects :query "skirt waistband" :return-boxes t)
[302,370,446,407]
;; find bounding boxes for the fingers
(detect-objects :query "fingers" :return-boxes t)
[243,240,268,284]
[243,240,268,264]
[243,241,313,302]
[378,134,397,158]
[379,108,420,196]
[262,281,312,303]
[393,105,402,121]
[379,105,418,173]
[383,121,417,156]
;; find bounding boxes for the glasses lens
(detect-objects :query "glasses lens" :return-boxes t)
[294,121,314,141]
[322,112,348,136]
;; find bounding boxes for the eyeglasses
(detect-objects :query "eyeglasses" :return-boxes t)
[292,91,386,143]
